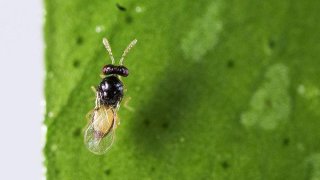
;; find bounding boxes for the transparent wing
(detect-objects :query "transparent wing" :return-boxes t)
[84,106,117,155]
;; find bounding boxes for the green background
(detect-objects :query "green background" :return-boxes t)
[44,0,320,179]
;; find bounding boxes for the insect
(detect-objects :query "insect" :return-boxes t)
[84,37,137,155]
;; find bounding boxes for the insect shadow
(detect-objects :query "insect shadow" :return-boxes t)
[129,59,208,154]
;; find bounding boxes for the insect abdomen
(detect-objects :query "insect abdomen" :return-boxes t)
[92,106,115,138]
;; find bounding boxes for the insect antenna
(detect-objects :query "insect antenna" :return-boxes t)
[119,39,137,65]
[102,38,115,64]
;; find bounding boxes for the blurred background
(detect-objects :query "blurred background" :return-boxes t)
[1,0,320,179]
[0,0,43,179]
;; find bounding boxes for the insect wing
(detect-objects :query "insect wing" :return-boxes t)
[84,106,117,155]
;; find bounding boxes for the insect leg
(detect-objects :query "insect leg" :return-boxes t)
[100,74,106,79]
[123,96,135,112]
[94,92,100,109]
[91,86,97,93]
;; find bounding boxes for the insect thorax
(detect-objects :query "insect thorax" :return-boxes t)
[97,75,124,107]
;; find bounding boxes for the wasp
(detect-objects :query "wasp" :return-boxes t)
[84,38,137,155]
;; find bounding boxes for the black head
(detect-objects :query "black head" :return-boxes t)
[102,64,129,77]
[97,75,124,107]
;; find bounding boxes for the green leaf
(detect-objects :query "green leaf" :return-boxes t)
[44,0,320,179]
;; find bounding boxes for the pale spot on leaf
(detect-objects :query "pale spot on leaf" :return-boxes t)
[297,83,320,115]
[241,64,291,130]
[181,0,223,61]
[306,154,320,180]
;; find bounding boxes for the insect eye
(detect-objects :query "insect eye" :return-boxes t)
[102,64,116,75]
[117,66,129,77]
